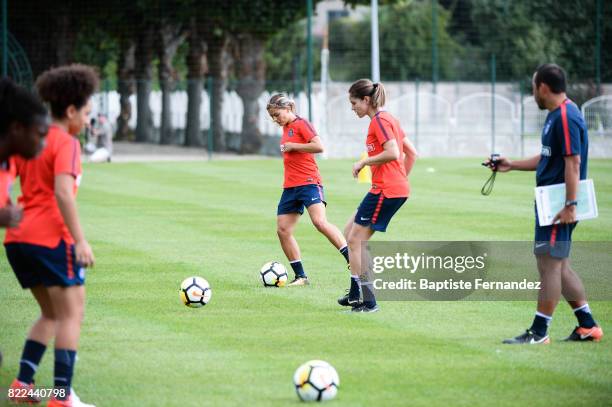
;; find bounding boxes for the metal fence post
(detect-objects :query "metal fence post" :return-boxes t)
[520,81,525,158]
[491,53,496,153]
[431,0,438,94]
[2,0,7,77]
[306,0,313,122]
[595,0,602,95]
[207,76,213,160]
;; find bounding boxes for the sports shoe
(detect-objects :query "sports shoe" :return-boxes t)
[8,378,41,404]
[351,303,379,313]
[563,325,604,342]
[287,277,309,287]
[502,329,550,345]
[337,290,352,307]
[69,389,95,407]
[45,389,94,407]
[47,395,73,407]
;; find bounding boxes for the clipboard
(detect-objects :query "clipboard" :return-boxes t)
[535,179,598,226]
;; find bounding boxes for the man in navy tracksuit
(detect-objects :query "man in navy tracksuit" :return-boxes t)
[488,64,603,344]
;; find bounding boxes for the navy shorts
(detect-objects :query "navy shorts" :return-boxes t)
[277,184,326,215]
[354,192,406,232]
[5,240,86,288]
[534,207,577,259]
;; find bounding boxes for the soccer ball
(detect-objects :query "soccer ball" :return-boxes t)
[293,360,339,402]
[259,261,288,287]
[179,276,212,308]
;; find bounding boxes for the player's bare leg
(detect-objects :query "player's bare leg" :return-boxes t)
[536,254,563,316]
[345,223,377,312]
[504,254,562,344]
[277,214,301,261]
[306,203,346,249]
[560,258,586,306]
[560,259,603,341]
[8,285,57,404]
[29,285,58,344]
[277,214,308,286]
[343,211,357,240]
[46,285,86,404]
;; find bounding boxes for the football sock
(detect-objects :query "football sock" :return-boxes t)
[289,260,306,278]
[530,312,552,337]
[17,339,47,385]
[339,246,349,264]
[361,280,377,308]
[349,276,360,299]
[573,304,596,328]
[54,349,76,400]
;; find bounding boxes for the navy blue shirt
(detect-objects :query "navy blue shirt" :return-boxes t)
[536,99,588,187]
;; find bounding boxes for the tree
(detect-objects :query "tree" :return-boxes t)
[329,0,460,81]
[526,0,612,97]
[8,1,88,78]
[134,23,156,143]
[116,38,136,141]
[207,31,232,151]
[470,0,561,81]
[227,0,317,154]
[157,16,187,144]
[201,2,234,152]
[184,17,208,147]
[265,20,322,89]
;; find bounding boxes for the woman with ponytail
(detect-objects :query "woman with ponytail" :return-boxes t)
[338,79,417,312]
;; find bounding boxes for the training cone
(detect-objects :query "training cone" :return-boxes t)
[358,152,371,183]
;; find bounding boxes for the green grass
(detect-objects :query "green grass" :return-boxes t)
[1,158,611,406]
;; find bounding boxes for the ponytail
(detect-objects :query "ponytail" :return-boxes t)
[348,79,386,108]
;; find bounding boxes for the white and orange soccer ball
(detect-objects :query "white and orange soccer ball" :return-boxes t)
[179,276,212,308]
[259,261,288,287]
[293,360,339,402]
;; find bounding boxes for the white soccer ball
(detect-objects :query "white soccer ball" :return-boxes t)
[293,360,339,402]
[260,261,288,287]
[179,276,212,308]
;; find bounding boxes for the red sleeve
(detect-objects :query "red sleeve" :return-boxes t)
[373,115,394,145]
[299,119,318,142]
[54,137,81,177]
[8,156,18,177]
[558,104,581,156]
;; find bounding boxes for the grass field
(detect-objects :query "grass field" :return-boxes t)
[1,158,611,406]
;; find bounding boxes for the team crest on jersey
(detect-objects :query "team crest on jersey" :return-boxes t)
[541,145,551,157]
[288,129,294,137]
[367,143,375,152]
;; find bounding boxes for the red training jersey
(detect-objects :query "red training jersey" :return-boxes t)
[5,125,82,248]
[0,159,15,207]
[281,116,322,188]
[366,111,409,198]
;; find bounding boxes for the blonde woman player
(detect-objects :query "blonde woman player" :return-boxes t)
[267,93,349,286]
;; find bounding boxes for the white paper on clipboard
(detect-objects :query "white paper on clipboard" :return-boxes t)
[535,179,598,227]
